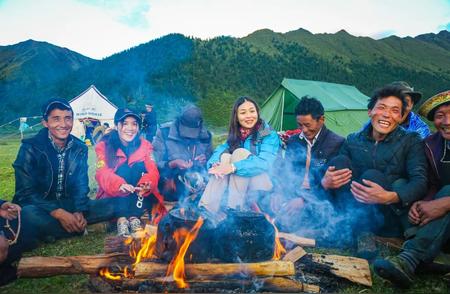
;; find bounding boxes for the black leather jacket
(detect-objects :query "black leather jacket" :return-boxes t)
[12,128,90,212]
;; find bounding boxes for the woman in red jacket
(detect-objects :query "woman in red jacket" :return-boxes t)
[95,108,162,236]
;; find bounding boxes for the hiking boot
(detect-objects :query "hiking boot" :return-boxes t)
[374,256,414,288]
[356,232,378,261]
[117,218,130,237]
[129,217,143,233]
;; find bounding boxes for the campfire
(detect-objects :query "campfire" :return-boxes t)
[16,203,373,293]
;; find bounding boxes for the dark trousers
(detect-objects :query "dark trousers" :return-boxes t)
[403,185,450,263]
[115,193,157,218]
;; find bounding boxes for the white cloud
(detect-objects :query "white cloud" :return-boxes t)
[0,0,449,59]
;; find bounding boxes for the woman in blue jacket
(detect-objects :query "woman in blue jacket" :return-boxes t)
[198,96,281,213]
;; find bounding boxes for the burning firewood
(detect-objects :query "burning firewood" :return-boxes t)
[134,260,295,279]
[282,246,307,263]
[309,253,372,287]
[89,276,320,293]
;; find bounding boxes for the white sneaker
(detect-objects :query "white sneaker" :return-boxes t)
[117,218,130,237]
[129,217,143,233]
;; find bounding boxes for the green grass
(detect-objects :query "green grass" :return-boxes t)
[0,138,448,293]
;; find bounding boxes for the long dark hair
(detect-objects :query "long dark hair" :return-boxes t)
[101,129,141,168]
[227,96,262,153]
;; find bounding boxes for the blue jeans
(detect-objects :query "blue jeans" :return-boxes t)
[403,185,450,263]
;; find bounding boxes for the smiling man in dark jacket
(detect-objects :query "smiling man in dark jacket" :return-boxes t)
[322,85,428,254]
[273,96,344,236]
[12,99,120,243]
[373,90,450,288]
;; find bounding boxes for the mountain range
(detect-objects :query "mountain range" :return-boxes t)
[1,28,449,127]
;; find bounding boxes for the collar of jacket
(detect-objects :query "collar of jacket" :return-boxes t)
[23,128,84,151]
[296,126,328,146]
[114,138,152,165]
[360,123,404,143]
[252,120,273,141]
[425,132,444,163]
[167,119,211,142]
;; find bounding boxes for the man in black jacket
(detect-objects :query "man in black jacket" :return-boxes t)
[322,85,428,256]
[12,99,120,243]
[273,96,344,235]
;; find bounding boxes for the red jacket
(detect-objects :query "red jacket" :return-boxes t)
[95,138,162,203]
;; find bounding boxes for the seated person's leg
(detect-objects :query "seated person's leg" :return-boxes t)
[198,153,232,213]
[23,205,80,242]
[228,148,254,210]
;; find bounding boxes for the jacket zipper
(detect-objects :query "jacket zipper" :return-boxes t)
[372,141,378,169]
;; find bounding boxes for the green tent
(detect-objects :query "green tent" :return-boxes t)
[260,78,370,136]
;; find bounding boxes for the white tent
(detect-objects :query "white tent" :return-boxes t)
[69,85,118,139]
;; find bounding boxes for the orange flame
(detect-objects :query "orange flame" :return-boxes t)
[99,267,123,280]
[166,217,204,288]
[272,222,286,260]
[133,234,157,266]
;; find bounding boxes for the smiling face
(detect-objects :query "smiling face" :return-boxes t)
[117,116,139,145]
[237,100,259,129]
[369,96,403,141]
[434,104,450,140]
[43,109,73,147]
[296,114,324,142]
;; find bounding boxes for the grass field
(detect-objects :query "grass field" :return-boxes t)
[0,138,448,293]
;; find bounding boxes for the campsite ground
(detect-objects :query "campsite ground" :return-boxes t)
[0,139,448,293]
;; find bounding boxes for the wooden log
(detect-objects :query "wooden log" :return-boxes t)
[104,236,129,254]
[310,253,372,287]
[17,253,130,278]
[134,260,295,279]
[278,232,316,247]
[282,246,307,263]
[262,277,320,293]
[116,277,319,293]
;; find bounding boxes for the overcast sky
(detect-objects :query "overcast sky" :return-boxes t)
[0,0,449,59]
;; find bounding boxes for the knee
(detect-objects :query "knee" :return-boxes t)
[328,155,351,170]
[360,169,389,189]
[435,185,450,199]
[220,152,231,163]
[231,148,251,162]
[20,205,44,224]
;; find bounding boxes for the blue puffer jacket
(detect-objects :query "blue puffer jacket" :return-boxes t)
[208,121,281,177]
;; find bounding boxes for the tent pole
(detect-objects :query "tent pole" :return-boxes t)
[280,90,285,131]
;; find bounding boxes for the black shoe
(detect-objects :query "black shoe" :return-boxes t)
[374,256,414,288]
[0,264,17,286]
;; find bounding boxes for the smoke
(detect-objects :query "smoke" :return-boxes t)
[263,147,386,249]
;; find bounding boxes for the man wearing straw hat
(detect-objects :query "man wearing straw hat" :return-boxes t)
[374,90,450,288]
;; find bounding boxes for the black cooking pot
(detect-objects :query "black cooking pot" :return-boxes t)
[155,207,215,263]
[213,210,275,262]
